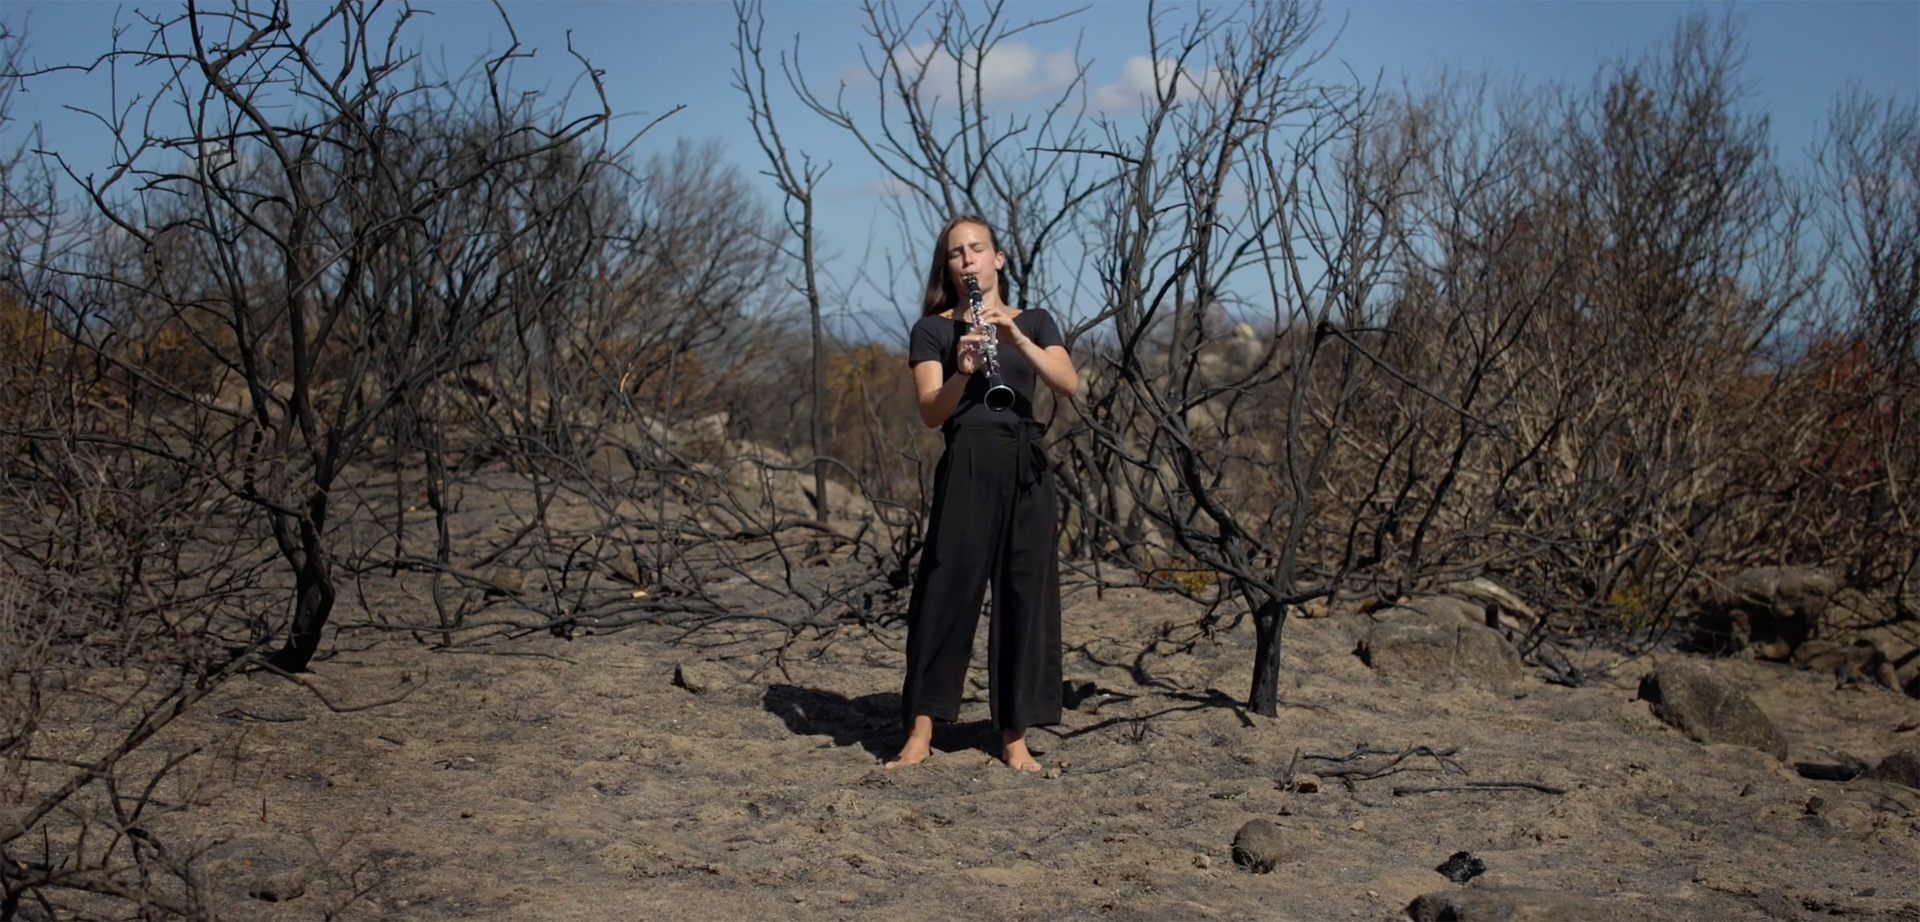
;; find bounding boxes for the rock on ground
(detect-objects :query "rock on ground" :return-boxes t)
[1231,819,1288,873]
[1638,660,1789,760]
[1865,749,1920,789]
[1434,577,1540,629]
[1357,605,1525,690]
[247,870,310,903]
[1390,596,1489,627]
[1791,638,1899,689]
[1406,887,1614,922]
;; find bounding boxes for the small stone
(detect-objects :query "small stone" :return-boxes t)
[247,870,310,903]
[1349,820,1365,832]
[484,567,524,597]
[1194,854,1213,869]
[672,662,730,694]
[1435,851,1486,884]
[1808,799,1877,836]
[1290,773,1322,793]
[1231,819,1288,873]
[672,663,704,693]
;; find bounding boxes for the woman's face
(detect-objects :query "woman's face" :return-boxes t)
[944,221,1004,296]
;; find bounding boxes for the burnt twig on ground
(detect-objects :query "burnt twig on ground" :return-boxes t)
[1302,743,1465,780]
[1393,781,1566,796]
[256,661,429,713]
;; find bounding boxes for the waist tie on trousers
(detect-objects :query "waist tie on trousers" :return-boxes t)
[945,419,1048,491]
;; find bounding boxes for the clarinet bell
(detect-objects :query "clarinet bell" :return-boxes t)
[985,383,1016,412]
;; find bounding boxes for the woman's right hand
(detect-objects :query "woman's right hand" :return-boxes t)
[956,330,987,377]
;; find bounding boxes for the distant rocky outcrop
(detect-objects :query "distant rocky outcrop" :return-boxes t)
[1686,566,1837,660]
[1685,568,1919,697]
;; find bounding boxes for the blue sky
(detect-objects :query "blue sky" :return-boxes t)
[5,1,1917,338]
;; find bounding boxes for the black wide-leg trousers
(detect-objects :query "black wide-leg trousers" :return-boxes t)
[900,419,1062,733]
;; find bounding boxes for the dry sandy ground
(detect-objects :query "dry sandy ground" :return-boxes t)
[69,571,1917,922]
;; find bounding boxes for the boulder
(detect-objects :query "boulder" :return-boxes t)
[1790,638,1898,688]
[1826,588,1891,632]
[1855,620,1920,673]
[1434,577,1541,630]
[1687,567,1836,659]
[1297,592,1382,619]
[1231,819,1288,873]
[1637,661,1788,760]
[1406,888,1611,922]
[1722,566,1839,620]
[1357,615,1525,690]
[1864,750,1920,789]
[1386,596,1489,628]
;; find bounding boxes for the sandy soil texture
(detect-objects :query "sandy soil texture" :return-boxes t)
[55,572,1918,922]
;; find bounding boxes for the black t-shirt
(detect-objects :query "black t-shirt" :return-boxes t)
[908,308,1067,424]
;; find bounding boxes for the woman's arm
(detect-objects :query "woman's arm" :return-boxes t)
[914,326,990,428]
[1004,322,1079,398]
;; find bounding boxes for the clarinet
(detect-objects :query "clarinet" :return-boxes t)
[964,273,1017,412]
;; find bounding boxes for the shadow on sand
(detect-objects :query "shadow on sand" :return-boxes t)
[760,685,1003,762]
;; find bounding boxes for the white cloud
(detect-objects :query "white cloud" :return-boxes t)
[1092,56,1228,112]
[884,41,1079,106]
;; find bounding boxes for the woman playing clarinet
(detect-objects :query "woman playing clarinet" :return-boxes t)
[886,215,1080,773]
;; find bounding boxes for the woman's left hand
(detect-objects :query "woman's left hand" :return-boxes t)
[976,305,1028,347]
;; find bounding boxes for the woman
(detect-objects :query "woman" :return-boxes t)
[886,215,1079,773]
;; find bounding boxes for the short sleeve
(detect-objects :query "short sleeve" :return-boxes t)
[908,317,948,368]
[1025,309,1066,350]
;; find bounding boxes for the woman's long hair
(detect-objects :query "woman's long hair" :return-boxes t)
[920,215,1014,317]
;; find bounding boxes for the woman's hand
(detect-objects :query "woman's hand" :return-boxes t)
[956,329,987,376]
[976,305,1029,347]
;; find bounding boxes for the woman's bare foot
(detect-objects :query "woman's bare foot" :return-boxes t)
[885,715,935,769]
[1002,730,1043,773]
